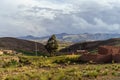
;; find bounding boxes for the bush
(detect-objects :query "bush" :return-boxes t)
[83,70,98,78]
[19,56,31,65]
[2,59,18,68]
[112,72,120,76]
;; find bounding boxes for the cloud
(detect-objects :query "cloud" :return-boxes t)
[0,0,120,37]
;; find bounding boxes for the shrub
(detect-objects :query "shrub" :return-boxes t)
[83,70,98,78]
[2,59,18,68]
[19,56,31,65]
[112,72,120,76]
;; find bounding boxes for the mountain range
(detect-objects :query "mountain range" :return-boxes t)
[18,33,120,43]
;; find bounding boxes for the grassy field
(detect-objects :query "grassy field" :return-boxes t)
[0,55,120,80]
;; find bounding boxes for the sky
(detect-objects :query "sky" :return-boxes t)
[0,0,120,37]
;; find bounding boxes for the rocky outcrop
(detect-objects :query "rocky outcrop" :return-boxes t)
[80,46,120,63]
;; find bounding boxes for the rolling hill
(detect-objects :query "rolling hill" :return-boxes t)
[60,38,120,52]
[0,37,48,55]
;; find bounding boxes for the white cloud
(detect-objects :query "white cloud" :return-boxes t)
[0,0,120,37]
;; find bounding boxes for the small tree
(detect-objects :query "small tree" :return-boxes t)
[45,34,58,56]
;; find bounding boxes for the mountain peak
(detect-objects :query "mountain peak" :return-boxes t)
[26,35,35,38]
[18,33,120,43]
[60,33,68,35]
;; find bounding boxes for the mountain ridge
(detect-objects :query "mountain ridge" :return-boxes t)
[18,33,120,43]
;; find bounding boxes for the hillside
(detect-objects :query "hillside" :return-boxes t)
[19,33,120,43]
[60,38,120,52]
[0,37,48,55]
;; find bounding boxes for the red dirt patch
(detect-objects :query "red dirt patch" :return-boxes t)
[80,46,120,63]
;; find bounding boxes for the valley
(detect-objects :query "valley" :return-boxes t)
[1,0,120,80]
[0,37,120,80]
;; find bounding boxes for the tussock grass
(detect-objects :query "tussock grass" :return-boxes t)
[0,55,120,80]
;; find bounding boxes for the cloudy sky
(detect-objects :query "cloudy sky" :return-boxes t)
[0,0,120,37]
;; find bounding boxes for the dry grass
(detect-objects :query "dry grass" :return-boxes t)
[0,55,120,80]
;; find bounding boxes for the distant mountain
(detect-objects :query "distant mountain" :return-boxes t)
[60,38,120,52]
[0,37,48,55]
[18,33,120,43]
[19,35,41,40]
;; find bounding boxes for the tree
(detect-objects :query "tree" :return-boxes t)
[45,34,58,56]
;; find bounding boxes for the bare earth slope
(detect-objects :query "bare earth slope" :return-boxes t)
[0,37,48,54]
[60,38,120,52]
